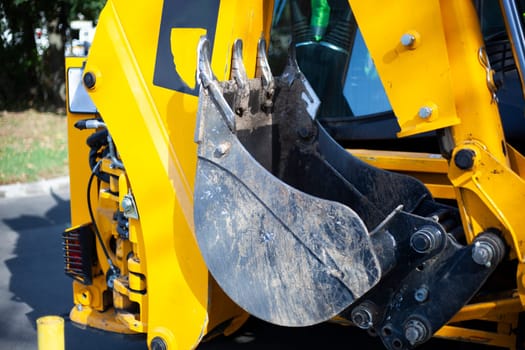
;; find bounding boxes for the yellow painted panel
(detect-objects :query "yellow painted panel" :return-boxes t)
[82,0,273,347]
[170,28,207,90]
[85,1,208,348]
[213,1,271,80]
[65,56,98,226]
[349,0,460,137]
[350,149,455,199]
[349,149,448,173]
[435,325,516,349]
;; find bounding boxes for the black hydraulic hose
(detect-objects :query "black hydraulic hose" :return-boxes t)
[87,129,111,183]
[87,161,119,283]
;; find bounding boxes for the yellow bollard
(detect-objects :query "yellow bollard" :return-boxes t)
[37,315,65,350]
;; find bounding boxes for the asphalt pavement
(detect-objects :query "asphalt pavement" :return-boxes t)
[0,179,491,350]
[0,182,146,350]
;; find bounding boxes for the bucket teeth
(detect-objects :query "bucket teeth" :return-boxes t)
[197,36,236,131]
[256,38,275,107]
[231,39,250,116]
[231,39,248,90]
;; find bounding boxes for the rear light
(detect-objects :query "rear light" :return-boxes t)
[62,224,95,285]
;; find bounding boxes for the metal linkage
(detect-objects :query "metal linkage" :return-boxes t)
[231,39,250,116]
[347,231,506,350]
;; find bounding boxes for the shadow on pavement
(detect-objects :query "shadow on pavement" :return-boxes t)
[4,191,71,326]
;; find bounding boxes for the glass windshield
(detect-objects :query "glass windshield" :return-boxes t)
[343,29,391,116]
[270,0,392,119]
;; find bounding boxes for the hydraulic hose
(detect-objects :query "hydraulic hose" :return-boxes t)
[87,161,120,288]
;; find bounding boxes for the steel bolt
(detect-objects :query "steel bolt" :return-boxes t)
[401,33,416,47]
[83,72,96,89]
[404,318,429,345]
[414,287,429,303]
[151,337,168,350]
[472,241,495,268]
[418,106,433,119]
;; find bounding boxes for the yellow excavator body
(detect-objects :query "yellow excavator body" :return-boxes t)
[63,0,525,349]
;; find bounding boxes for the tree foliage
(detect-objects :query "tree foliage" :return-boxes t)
[0,0,106,110]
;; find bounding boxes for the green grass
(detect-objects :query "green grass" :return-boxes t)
[0,110,68,184]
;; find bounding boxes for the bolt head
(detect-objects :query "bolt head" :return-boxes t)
[418,106,433,119]
[405,327,421,345]
[472,241,494,268]
[404,319,429,345]
[401,33,416,47]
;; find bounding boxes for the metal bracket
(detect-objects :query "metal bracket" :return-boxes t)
[121,193,139,219]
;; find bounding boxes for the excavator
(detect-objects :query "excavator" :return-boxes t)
[63,0,525,349]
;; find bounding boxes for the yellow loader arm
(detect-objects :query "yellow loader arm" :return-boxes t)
[65,1,273,348]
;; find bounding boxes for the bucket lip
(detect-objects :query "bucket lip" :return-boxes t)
[37,315,65,325]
